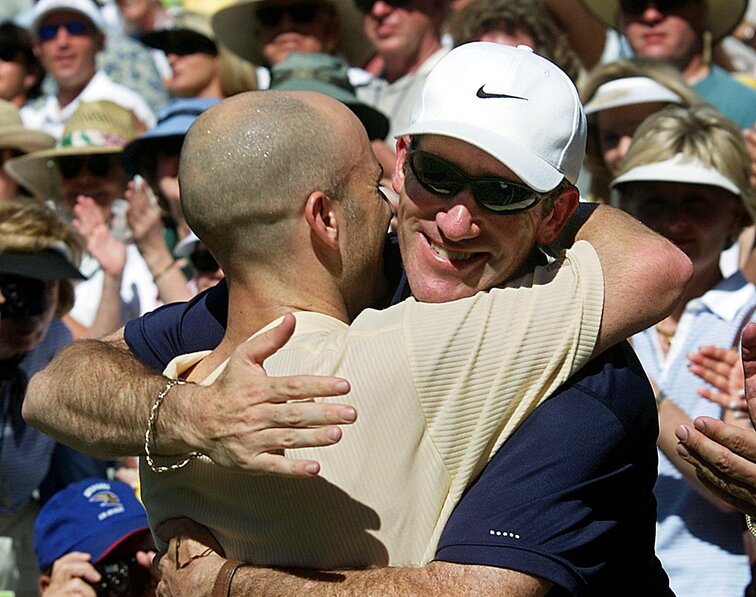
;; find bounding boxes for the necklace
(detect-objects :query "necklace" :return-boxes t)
[655,324,677,346]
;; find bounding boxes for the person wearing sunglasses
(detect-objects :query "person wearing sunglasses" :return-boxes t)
[19,0,155,140]
[27,44,689,595]
[354,0,450,142]
[210,0,373,90]
[563,0,756,131]
[139,11,258,101]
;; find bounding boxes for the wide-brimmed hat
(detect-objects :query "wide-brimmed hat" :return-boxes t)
[270,52,389,140]
[397,43,586,193]
[0,99,55,154]
[611,153,741,195]
[31,0,107,36]
[34,478,150,572]
[211,0,373,68]
[5,100,137,201]
[580,0,747,42]
[122,97,219,175]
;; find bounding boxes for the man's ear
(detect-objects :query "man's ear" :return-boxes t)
[304,190,340,250]
[392,136,410,196]
[39,574,51,593]
[535,185,580,245]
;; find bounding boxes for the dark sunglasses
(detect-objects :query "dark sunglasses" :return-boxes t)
[354,0,409,13]
[254,3,321,27]
[619,0,697,16]
[407,150,542,214]
[38,21,91,42]
[58,154,116,180]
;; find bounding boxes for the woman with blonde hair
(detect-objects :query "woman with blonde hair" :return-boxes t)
[611,104,755,596]
[581,57,701,204]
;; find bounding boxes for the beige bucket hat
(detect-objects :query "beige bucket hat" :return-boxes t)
[581,0,747,42]
[5,100,137,200]
[211,0,373,68]
[0,99,55,154]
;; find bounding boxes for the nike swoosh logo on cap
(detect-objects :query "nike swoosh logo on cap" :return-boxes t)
[476,85,527,100]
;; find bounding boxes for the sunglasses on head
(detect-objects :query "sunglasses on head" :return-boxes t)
[407,150,542,214]
[254,3,322,28]
[619,0,697,16]
[354,0,409,13]
[58,154,116,180]
[37,21,91,42]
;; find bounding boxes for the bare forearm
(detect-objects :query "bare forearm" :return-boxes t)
[87,272,124,339]
[540,0,606,70]
[170,559,550,597]
[24,331,199,458]
[136,234,193,303]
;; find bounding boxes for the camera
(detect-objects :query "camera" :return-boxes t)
[90,556,153,597]
[0,275,46,319]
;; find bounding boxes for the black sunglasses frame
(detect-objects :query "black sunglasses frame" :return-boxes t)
[58,154,117,180]
[407,150,543,215]
[619,0,697,16]
[254,3,322,27]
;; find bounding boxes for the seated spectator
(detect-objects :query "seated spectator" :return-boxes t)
[20,0,155,138]
[140,11,258,99]
[6,100,159,338]
[0,21,44,109]
[448,0,583,83]
[0,98,55,200]
[34,478,156,596]
[0,199,91,596]
[210,0,373,89]
[581,57,700,203]
[174,231,224,294]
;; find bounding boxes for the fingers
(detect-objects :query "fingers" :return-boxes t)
[675,421,756,515]
[263,400,357,426]
[696,387,748,412]
[694,417,756,460]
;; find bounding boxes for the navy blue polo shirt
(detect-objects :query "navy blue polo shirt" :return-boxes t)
[124,242,670,595]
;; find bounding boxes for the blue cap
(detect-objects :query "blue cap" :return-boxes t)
[34,478,150,571]
[121,97,219,175]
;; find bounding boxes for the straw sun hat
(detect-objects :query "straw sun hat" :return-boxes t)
[5,100,137,201]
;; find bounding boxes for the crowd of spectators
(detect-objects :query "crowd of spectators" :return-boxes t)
[2,0,756,595]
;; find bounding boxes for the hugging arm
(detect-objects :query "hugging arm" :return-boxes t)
[24,315,358,477]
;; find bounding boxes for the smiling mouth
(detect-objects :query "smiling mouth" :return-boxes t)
[430,240,475,262]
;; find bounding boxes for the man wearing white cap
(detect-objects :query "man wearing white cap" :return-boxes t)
[20,0,155,139]
[27,44,689,594]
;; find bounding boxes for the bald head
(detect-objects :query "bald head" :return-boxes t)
[180,90,366,272]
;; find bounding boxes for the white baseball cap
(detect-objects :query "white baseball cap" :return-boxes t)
[611,153,741,196]
[396,42,586,193]
[32,0,107,36]
[583,77,685,115]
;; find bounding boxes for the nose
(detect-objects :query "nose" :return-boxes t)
[53,25,70,45]
[370,0,394,17]
[435,199,481,242]
[640,4,664,23]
